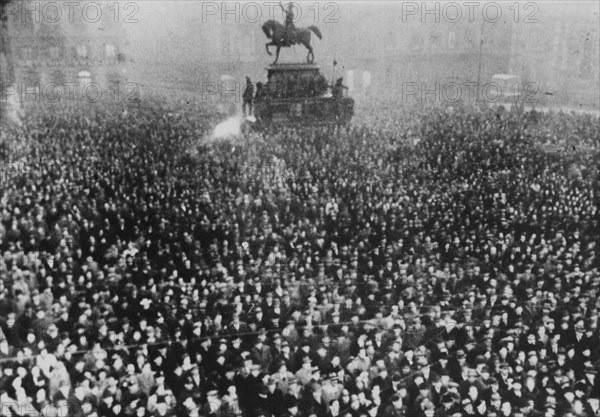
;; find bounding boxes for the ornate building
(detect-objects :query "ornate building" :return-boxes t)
[319,3,513,102]
[509,2,599,108]
[126,1,262,102]
[1,0,127,102]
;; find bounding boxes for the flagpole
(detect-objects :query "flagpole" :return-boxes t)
[331,56,337,86]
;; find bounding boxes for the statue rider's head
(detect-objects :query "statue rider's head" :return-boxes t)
[282,2,294,14]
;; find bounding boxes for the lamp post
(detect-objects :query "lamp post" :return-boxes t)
[476,22,485,106]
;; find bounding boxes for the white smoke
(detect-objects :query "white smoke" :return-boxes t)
[209,115,256,141]
[211,116,242,140]
[4,93,23,127]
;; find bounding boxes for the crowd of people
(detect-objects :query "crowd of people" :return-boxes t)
[0,98,599,417]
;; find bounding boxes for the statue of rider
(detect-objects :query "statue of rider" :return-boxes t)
[279,2,295,46]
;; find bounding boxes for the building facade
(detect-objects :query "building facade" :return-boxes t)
[325,3,513,103]
[1,0,127,104]
[509,2,599,108]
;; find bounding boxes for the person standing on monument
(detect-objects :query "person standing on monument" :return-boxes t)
[243,77,255,116]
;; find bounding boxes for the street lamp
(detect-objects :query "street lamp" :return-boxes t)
[476,22,485,105]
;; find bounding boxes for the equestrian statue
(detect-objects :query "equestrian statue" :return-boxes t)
[262,2,323,64]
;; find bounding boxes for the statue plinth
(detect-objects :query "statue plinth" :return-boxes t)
[266,62,321,72]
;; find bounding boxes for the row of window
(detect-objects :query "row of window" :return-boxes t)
[17,44,118,61]
[216,30,465,56]
[20,69,121,86]
[408,30,474,51]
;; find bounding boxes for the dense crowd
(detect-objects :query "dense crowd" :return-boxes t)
[0,98,599,417]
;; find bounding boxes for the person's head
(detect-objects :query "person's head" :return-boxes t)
[468,384,478,399]
[572,398,585,415]
[466,368,478,382]
[371,383,381,398]
[563,388,574,403]
[16,366,27,378]
[251,364,261,376]
[182,396,196,410]
[512,380,522,392]
[207,389,219,403]
[155,370,165,385]
[328,382,344,398]
[392,393,403,408]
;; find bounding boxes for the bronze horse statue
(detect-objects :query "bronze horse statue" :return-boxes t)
[262,20,322,64]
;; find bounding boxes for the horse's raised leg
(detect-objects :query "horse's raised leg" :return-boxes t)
[265,42,272,56]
